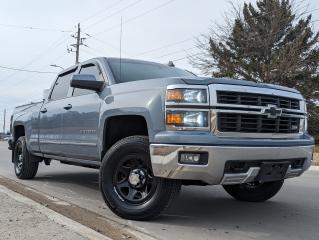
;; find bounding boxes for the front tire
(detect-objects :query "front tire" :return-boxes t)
[99,136,181,220]
[223,180,284,202]
[13,136,40,179]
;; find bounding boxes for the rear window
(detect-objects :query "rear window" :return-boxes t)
[108,59,195,83]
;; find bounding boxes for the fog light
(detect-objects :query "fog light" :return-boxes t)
[179,152,208,165]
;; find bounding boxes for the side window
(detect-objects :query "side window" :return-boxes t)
[50,70,75,100]
[73,64,102,97]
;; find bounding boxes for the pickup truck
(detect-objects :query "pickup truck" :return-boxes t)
[8,57,314,220]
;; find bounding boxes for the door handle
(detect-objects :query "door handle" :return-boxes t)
[64,104,72,110]
[40,108,47,113]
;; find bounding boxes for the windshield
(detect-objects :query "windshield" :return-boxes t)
[107,59,195,83]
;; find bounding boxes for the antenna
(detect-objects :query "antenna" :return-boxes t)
[119,16,123,82]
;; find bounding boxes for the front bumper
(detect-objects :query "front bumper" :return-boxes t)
[150,144,314,185]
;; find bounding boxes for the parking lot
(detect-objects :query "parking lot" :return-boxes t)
[0,141,318,240]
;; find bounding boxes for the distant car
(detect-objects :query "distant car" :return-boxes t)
[2,137,9,141]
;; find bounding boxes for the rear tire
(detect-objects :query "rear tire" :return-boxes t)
[99,136,181,220]
[13,136,40,179]
[223,180,284,202]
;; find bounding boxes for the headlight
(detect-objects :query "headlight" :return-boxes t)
[166,110,209,128]
[166,89,208,104]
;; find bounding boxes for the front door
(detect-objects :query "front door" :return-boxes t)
[60,63,103,161]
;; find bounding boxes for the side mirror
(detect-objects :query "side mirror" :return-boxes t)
[71,74,105,92]
[43,89,50,100]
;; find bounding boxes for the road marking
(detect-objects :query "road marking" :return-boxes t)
[0,185,112,240]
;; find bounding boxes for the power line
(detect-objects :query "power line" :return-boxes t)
[1,33,69,83]
[171,53,201,62]
[88,36,195,59]
[0,23,72,32]
[93,0,176,35]
[0,37,69,90]
[81,47,98,57]
[83,0,143,30]
[80,0,126,24]
[2,53,67,89]
[133,38,193,57]
[88,35,132,56]
[148,46,197,60]
[0,65,57,74]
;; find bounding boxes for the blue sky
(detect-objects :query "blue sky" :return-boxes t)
[0,0,318,132]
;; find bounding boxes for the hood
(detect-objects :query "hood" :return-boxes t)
[181,77,300,94]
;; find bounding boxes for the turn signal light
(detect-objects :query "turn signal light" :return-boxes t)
[166,112,183,125]
[166,89,184,101]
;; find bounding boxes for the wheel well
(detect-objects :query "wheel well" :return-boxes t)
[14,125,25,141]
[102,115,148,157]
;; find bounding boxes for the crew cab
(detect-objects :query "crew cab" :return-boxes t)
[8,57,314,220]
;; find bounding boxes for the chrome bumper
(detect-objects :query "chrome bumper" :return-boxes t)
[150,144,314,185]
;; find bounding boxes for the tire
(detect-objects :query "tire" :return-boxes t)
[99,136,181,221]
[13,136,40,179]
[223,180,284,202]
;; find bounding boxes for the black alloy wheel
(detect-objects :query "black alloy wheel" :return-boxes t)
[113,155,158,204]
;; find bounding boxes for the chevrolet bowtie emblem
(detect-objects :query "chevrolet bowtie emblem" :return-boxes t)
[261,105,282,118]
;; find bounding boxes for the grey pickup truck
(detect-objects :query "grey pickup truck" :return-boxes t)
[8,57,314,220]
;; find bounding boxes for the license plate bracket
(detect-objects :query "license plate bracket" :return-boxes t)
[257,161,290,182]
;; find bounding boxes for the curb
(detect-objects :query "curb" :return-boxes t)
[0,185,112,240]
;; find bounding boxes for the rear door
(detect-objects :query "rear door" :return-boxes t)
[60,63,104,161]
[39,69,76,155]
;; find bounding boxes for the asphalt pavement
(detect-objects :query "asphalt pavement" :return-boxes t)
[0,141,318,240]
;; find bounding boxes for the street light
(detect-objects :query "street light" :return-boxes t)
[50,64,64,70]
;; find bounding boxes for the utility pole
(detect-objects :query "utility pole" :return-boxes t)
[68,23,88,64]
[3,109,6,134]
[75,23,80,64]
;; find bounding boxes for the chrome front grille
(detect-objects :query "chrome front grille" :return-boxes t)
[210,84,305,137]
[217,91,300,110]
[217,113,300,133]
